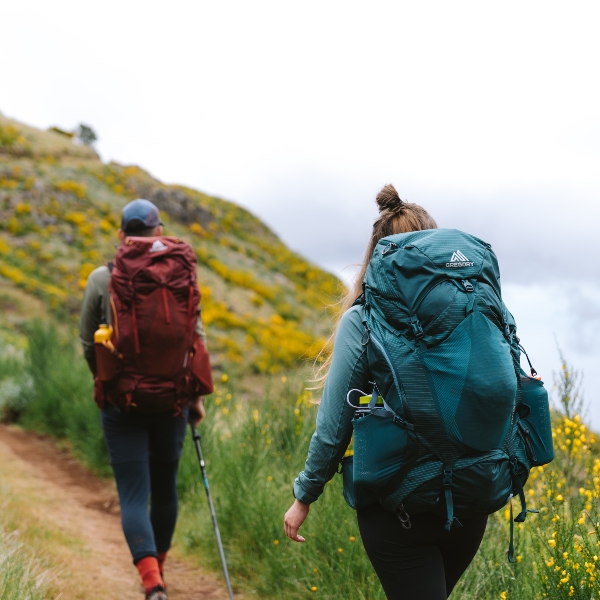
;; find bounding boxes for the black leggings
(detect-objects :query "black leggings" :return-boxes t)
[357,505,487,599]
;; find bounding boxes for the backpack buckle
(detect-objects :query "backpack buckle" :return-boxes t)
[442,468,453,488]
[410,317,424,340]
[461,280,474,293]
[392,415,415,431]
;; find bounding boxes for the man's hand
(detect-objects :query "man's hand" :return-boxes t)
[284,499,310,543]
[189,397,206,426]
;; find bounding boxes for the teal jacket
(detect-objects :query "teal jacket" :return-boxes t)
[294,305,369,503]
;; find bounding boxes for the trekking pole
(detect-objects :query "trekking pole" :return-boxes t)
[190,423,235,600]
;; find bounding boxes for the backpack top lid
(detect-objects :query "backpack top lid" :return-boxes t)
[111,236,198,306]
[364,228,502,316]
[114,236,196,273]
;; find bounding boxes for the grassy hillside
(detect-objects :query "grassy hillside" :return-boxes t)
[0,113,342,375]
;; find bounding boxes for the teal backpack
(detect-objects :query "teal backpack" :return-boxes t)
[341,228,553,561]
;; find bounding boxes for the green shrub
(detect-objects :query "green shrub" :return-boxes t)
[8,320,110,476]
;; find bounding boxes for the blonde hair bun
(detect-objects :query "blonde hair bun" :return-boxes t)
[376,184,404,213]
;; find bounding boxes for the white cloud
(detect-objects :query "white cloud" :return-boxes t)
[2,0,599,423]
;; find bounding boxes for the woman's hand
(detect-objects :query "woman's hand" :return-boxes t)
[284,499,310,543]
[189,397,206,426]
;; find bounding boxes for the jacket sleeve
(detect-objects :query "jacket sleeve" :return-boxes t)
[79,266,111,375]
[293,306,371,504]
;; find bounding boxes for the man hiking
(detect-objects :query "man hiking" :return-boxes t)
[80,198,212,600]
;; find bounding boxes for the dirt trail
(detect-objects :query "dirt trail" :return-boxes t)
[0,425,237,600]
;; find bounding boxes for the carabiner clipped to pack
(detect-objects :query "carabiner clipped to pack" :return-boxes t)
[397,503,412,529]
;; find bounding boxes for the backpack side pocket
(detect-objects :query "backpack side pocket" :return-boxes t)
[519,374,554,467]
[340,455,378,511]
[352,411,410,495]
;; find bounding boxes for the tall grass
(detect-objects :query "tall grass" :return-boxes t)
[176,387,383,598]
[1,321,599,598]
[0,528,51,600]
[0,321,110,476]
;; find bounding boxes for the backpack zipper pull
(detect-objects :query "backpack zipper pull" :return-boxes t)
[518,343,538,377]
[382,242,398,256]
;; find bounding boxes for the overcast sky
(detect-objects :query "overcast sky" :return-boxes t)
[2,1,599,423]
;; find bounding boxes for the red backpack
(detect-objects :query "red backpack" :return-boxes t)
[96,236,213,413]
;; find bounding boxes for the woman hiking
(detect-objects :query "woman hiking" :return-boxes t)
[283,184,520,599]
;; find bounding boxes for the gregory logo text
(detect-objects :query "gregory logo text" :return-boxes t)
[446,250,474,268]
[149,240,168,253]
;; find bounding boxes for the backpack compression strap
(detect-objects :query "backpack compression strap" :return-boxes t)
[442,466,462,531]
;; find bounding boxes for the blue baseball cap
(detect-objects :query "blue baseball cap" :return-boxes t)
[121,199,162,232]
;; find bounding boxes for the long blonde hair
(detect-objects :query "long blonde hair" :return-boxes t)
[314,184,437,386]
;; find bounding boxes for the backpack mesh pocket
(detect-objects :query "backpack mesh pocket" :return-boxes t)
[420,310,516,451]
[352,411,409,492]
